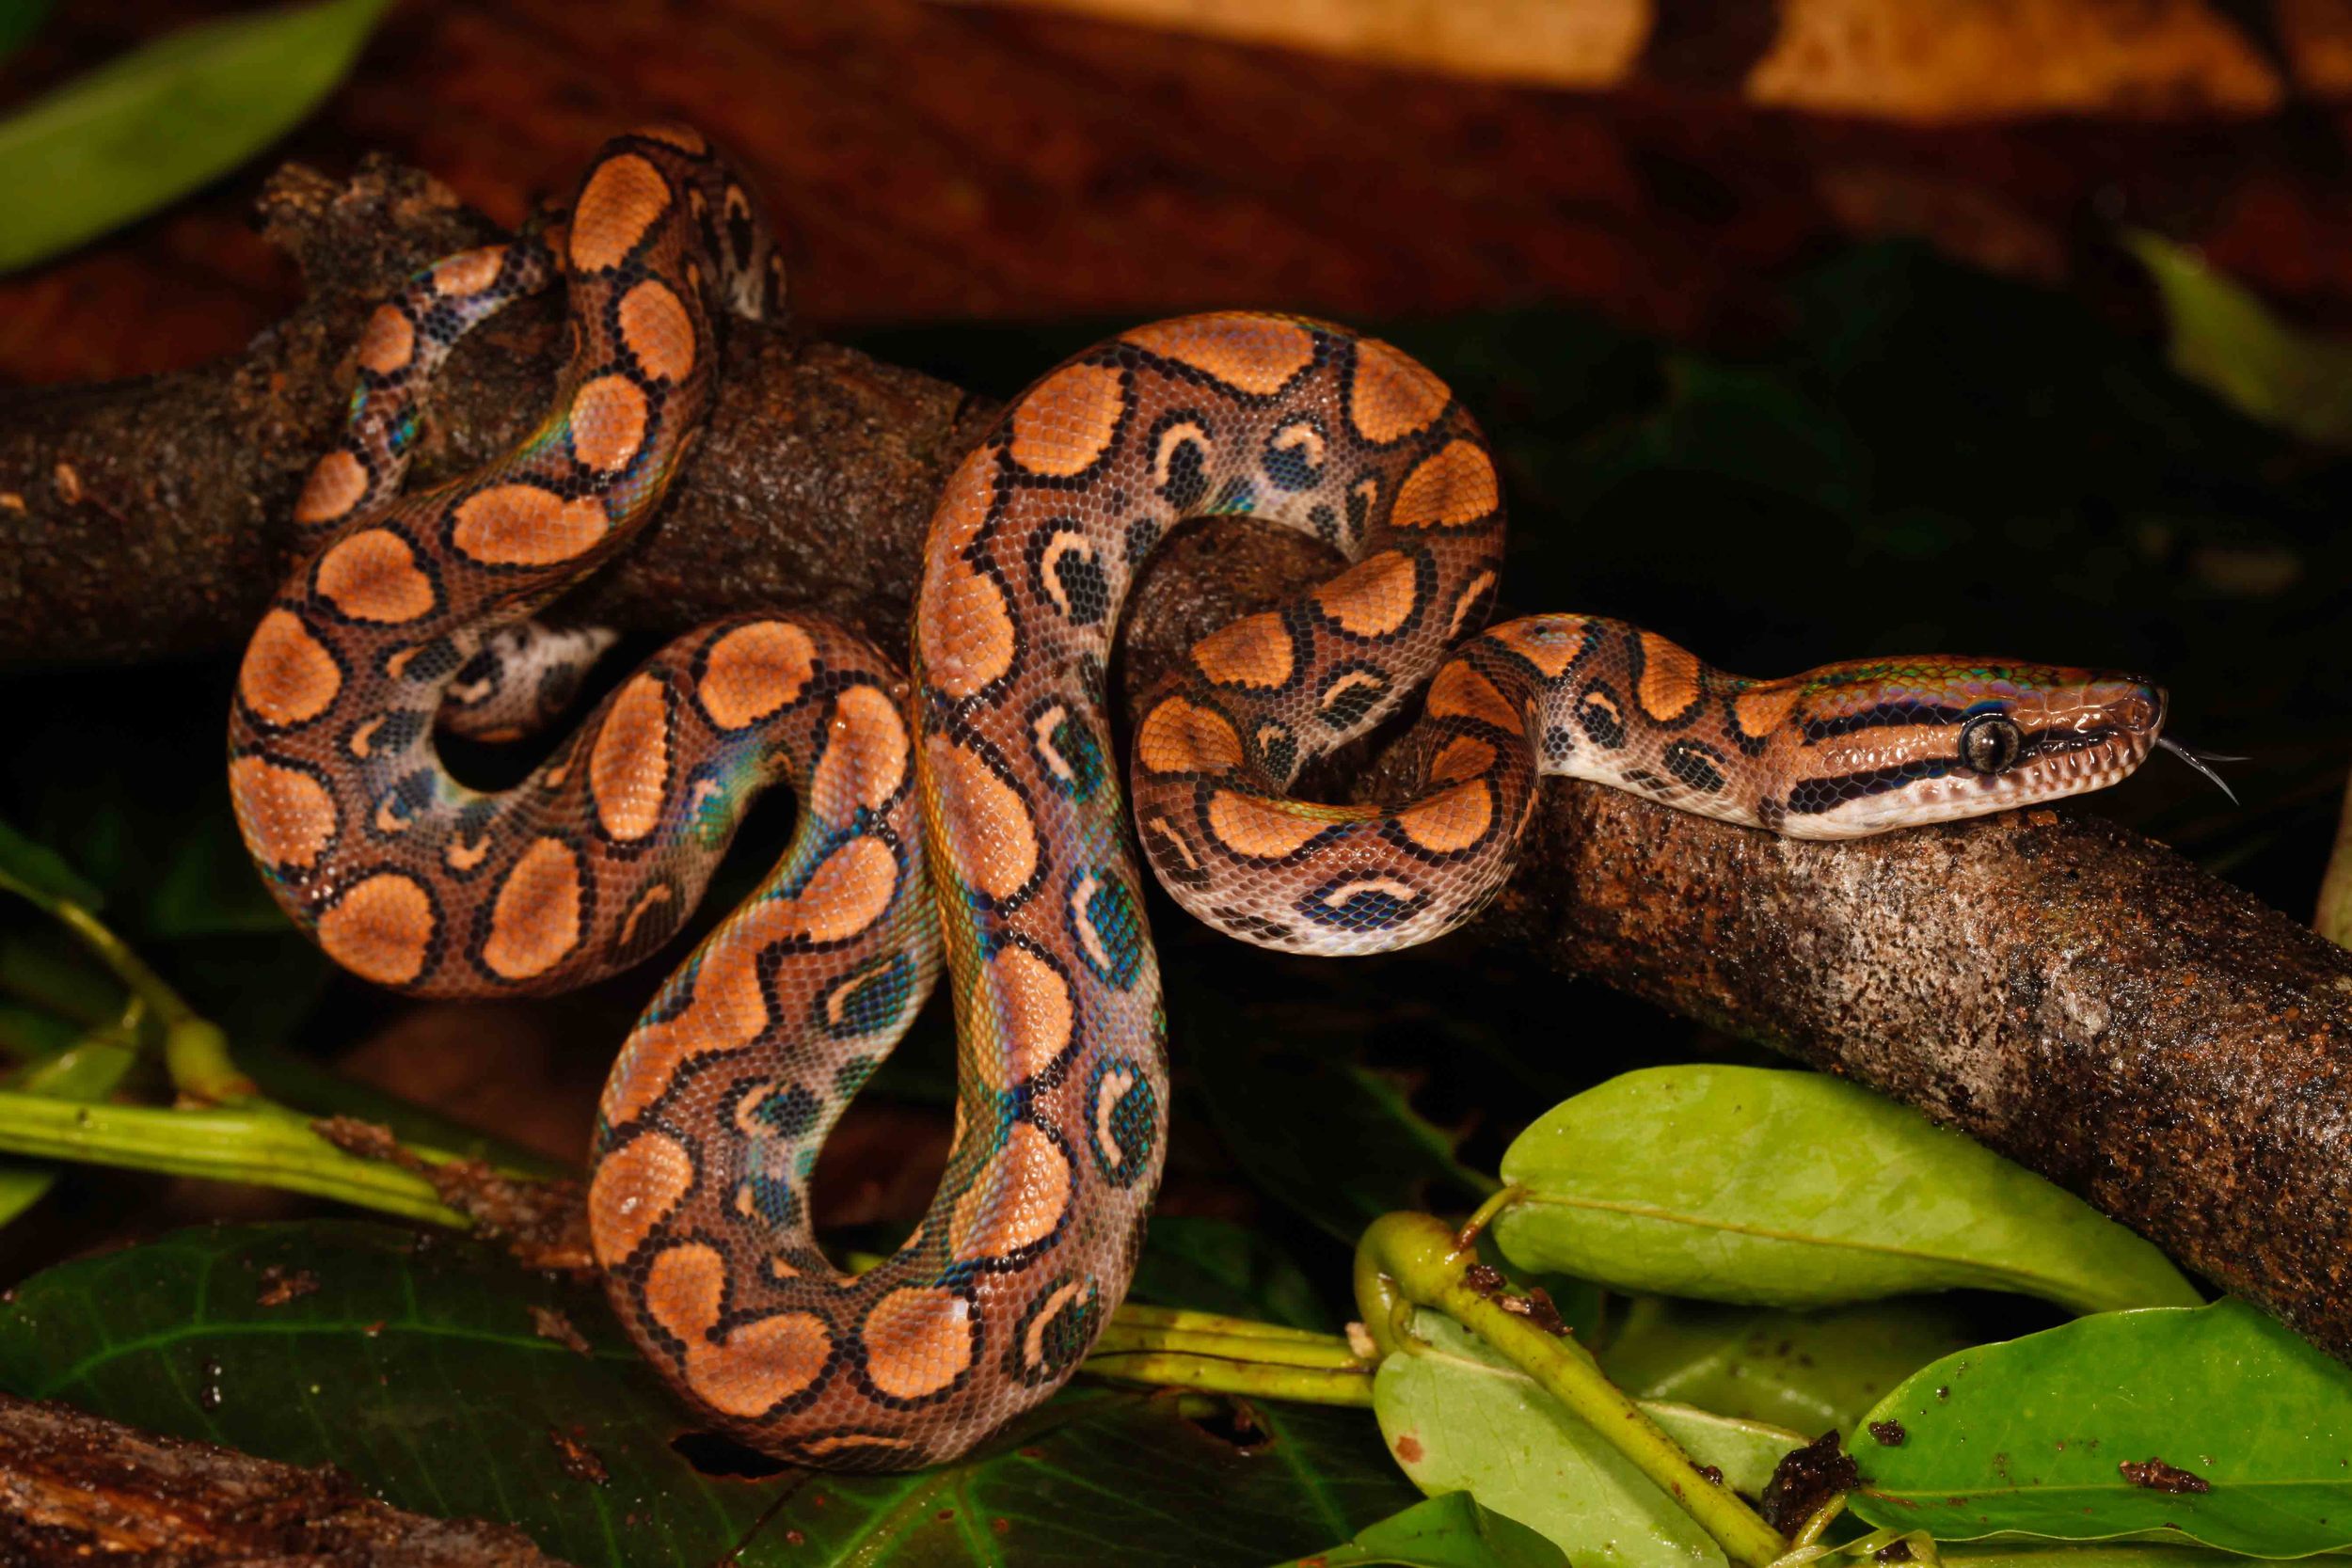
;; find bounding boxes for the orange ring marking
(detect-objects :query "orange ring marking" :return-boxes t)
[1009,362,1126,477]
[1391,439,1499,531]
[929,738,1038,902]
[569,154,672,273]
[355,306,415,375]
[1313,550,1420,639]
[1136,696,1243,776]
[617,279,696,382]
[589,674,672,842]
[1124,315,1315,395]
[698,619,815,729]
[294,450,368,527]
[948,1121,1071,1262]
[570,375,650,472]
[450,484,611,566]
[230,756,338,871]
[1192,613,1294,689]
[861,1288,976,1402]
[588,1130,694,1264]
[316,874,435,987]
[239,610,342,726]
[481,837,585,982]
[314,529,437,624]
[1349,337,1450,443]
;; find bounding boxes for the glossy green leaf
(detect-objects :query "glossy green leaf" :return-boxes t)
[0,1221,1417,1565]
[1947,1545,2352,1568]
[0,1003,79,1058]
[2130,232,2352,451]
[1850,1298,2352,1555]
[1129,1213,1334,1330]
[1188,981,1493,1244]
[1374,1310,1804,1568]
[1803,1528,1945,1568]
[1599,1296,1979,1434]
[0,815,103,911]
[0,0,51,62]
[0,0,390,274]
[1493,1067,2199,1313]
[1273,1492,1568,1568]
[147,810,304,938]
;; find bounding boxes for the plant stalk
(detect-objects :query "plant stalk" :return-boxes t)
[0,1091,465,1225]
[1081,1352,1375,1404]
[1355,1210,1788,1568]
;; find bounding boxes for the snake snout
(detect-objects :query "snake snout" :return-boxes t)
[2102,678,2166,739]
[2053,675,2163,750]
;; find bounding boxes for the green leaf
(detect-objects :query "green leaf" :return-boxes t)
[1130,1213,1334,1330]
[0,0,391,275]
[1598,1296,1979,1434]
[0,816,104,911]
[0,0,52,65]
[1374,1310,1804,1568]
[2129,232,2352,451]
[1849,1298,2352,1555]
[1492,1066,2200,1314]
[1273,1492,1569,1568]
[0,1220,1417,1565]
[146,811,304,938]
[1190,987,1494,1243]
[1803,1528,1945,1568]
[1947,1546,2352,1568]
[0,1004,80,1059]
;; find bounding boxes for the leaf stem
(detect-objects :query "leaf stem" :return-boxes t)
[1089,1320,1370,1370]
[0,1091,466,1225]
[1110,1302,1335,1342]
[0,867,256,1102]
[40,900,255,1102]
[0,1073,1388,1411]
[1454,1180,1525,1249]
[1354,1210,1788,1568]
[1081,1351,1375,1405]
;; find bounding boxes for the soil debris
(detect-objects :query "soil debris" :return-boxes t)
[2119,1457,2211,1494]
[1762,1431,1861,1532]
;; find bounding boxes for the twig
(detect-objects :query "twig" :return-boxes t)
[1355,1210,1788,1568]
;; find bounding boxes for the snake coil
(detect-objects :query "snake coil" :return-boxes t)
[231,126,2169,1468]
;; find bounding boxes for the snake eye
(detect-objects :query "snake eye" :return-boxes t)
[1959,712,2025,775]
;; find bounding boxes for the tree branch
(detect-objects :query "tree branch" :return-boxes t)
[0,1394,561,1565]
[5,157,2348,1367]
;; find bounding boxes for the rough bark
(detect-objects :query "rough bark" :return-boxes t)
[0,157,1007,671]
[0,1394,564,1565]
[1490,791,2352,1357]
[4,158,2350,1368]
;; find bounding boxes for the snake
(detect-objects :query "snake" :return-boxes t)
[229,125,2178,1471]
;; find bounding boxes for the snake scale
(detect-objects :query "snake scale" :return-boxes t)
[230,126,2171,1469]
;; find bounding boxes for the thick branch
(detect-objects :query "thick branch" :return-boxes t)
[0,1394,559,1565]
[5,159,2350,1366]
[0,155,1020,669]
[1488,790,2352,1360]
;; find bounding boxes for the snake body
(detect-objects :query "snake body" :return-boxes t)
[230,127,2168,1469]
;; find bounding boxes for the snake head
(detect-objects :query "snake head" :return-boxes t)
[1778,662,2166,838]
